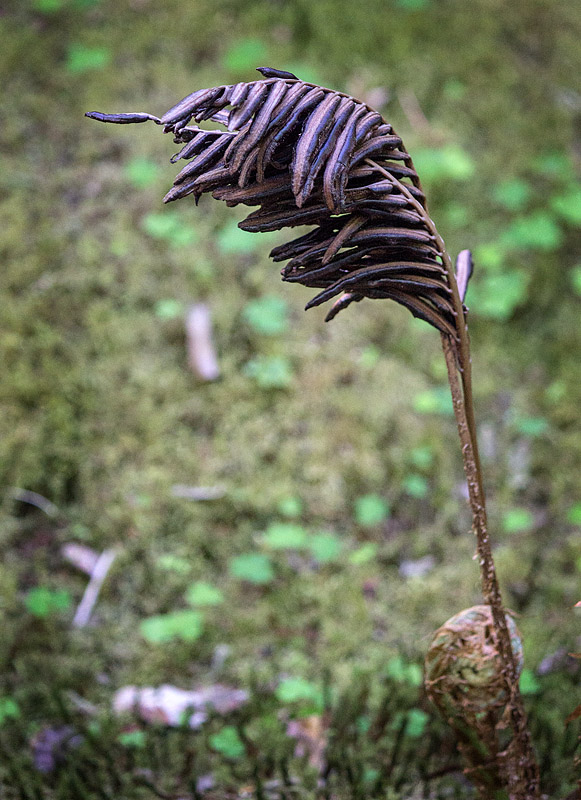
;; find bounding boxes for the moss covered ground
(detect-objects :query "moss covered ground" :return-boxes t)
[1,0,580,796]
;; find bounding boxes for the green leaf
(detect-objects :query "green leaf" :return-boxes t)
[405,663,423,687]
[223,38,268,72]
[140,610,204,644]
[500,212,563,251]
[229,553,274,584]
[66,44,111,74]
[0,698,20,725]
[209,726,245,759]
[277,496,303,518]
[550,186,581,226]
[185,581,224,607]
[571,266,581,296]
[405,708,429,737]
[472,243,506,273]
[124,157,160,189]
[402,474,429,498]
[25,587,71,618]
[244,356,293,389]
[354,494,390,526]
[275,677,323,709]
[514,416,548,437]
[413,387,454,416]
[532,152,573,179]
[566,502,581,526]
[413,145,475,183]
[519,669,540,695]
[410,446,433,469]
[285,63,323,86]
[493,178,531,212]
[385,656,423,686]
[242,295,289,335]
[154,299,184,320]
[469,271,528,320]
[118,730,146,748]
[502,508,534,534]
[307,533,342,563]
[263,522,308,549]
[385,656,407,682]
[349,543,378,565]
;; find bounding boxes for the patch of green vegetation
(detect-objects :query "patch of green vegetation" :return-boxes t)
[209,725,245,759]
[228,553,274,584]
[412,145,475,184]
[140,610,204,644]
[184,581,224,607]
[354,494,390,526]
[0,698,20,725]
[243,295,290,336]
[263,522,308,549]
[24,587,72,618]
[502,508,535,535]
[66,44,111,74]
[243,355,293,388]
[493,178,532,212]
[223,38,268,73]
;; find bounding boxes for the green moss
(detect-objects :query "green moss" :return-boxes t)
[0,0,580,795]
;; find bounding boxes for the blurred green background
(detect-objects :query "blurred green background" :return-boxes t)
[1,0,580,796]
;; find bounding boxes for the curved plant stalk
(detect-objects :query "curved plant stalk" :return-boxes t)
[373,164,540,797]
[86,70,541,797]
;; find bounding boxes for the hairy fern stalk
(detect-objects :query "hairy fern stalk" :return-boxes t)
[87,68,540,798]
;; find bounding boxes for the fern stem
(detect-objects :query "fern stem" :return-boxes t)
[368,158,540,797]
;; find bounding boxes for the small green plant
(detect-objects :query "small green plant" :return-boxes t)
[140,609,203,644]
[184,581,224,607]
[228,552,274,585]
[0,697,20,725]
[25,587,72,618]
[209,726,245,759]
[354,494,390,527]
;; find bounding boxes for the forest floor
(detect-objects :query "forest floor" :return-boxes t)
[1,1,580,796]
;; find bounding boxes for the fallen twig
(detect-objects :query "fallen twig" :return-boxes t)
[8,488,60,519]
[72,548,118,628]
[185,303,220,381]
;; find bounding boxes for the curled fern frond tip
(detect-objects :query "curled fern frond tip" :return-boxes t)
[87,70,470,336]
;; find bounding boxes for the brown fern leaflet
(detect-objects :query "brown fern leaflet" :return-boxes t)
[87,67,470,336]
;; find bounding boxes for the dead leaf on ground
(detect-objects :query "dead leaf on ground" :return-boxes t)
[113,684,248,728]
[62,543,100,575]
[286,714,328,772]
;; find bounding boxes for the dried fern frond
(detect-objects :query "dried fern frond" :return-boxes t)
[87,68,471,337]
